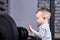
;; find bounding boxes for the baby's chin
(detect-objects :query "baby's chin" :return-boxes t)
[38,23,43,25]
[37,23,41,26]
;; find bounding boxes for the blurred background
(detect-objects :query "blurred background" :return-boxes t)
[0,0,60,40]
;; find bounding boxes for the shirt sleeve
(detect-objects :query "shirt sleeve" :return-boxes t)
[32,28,46,38]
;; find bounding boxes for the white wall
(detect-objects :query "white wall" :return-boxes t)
[10,0,37,30]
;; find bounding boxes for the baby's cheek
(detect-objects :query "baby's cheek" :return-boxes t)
[39,20,43,23]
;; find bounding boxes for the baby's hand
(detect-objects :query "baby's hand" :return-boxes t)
[28,24,33,32]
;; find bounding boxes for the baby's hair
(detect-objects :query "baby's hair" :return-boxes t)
[35,8,51,20]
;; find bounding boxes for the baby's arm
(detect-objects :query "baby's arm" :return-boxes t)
[32,28,46,38]
[28,24,46,38]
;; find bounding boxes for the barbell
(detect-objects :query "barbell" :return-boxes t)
[0,14,28,40]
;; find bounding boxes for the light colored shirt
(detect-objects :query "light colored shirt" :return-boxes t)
[32,23,52,40]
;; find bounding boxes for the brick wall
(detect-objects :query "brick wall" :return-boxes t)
[55,0,60,33]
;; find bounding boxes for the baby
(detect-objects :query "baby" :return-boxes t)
[28,8,52,40]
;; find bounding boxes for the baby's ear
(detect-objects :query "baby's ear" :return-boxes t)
[43,16,46,20]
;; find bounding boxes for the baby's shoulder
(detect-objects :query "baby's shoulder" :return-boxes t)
[39,24,50,30]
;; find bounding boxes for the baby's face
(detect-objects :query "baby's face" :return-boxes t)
[36,11,44,25]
